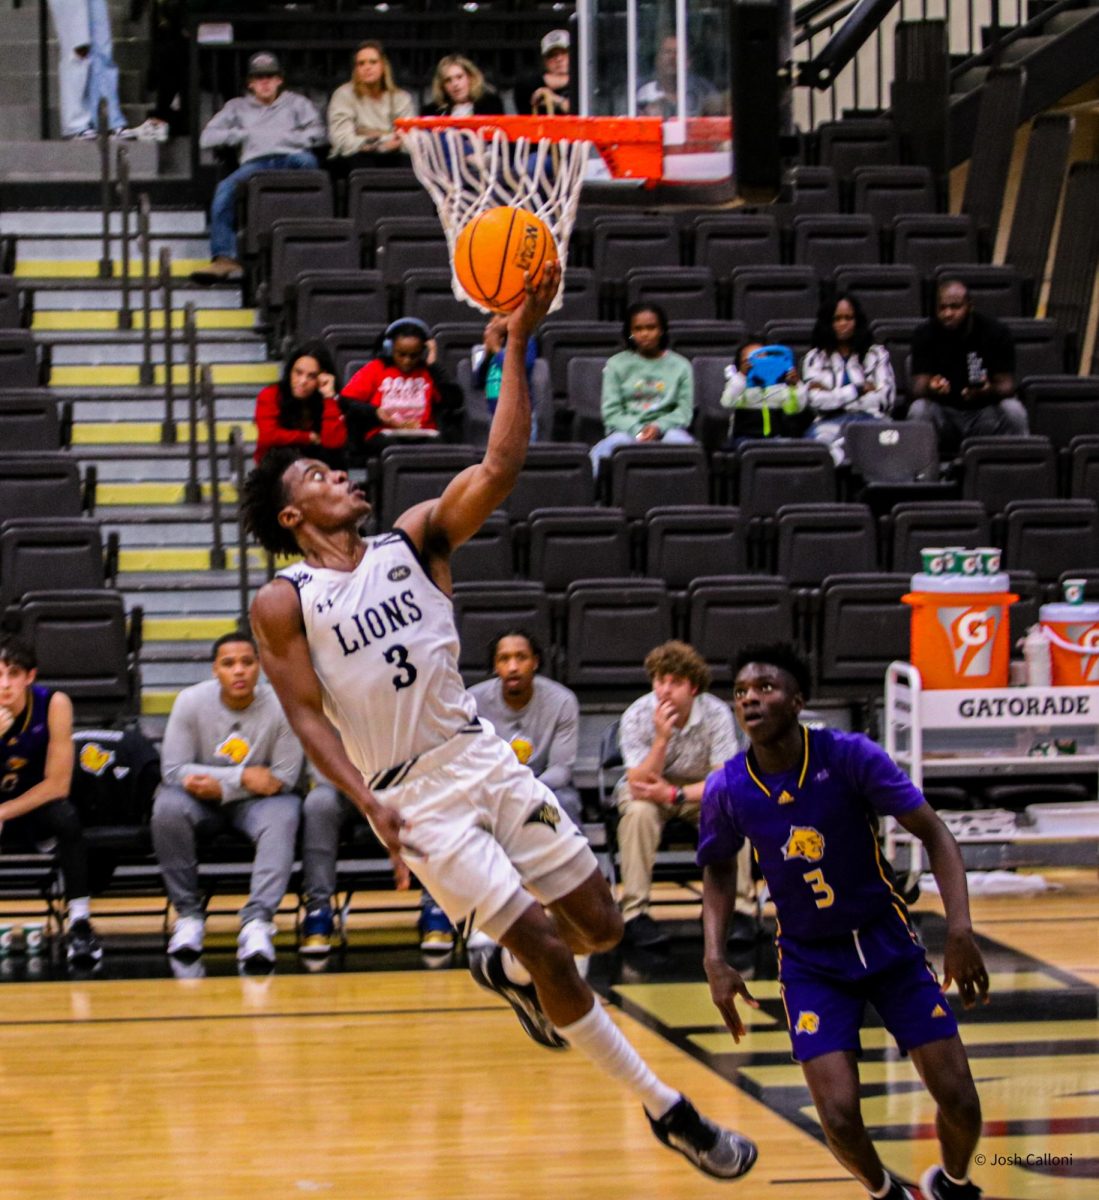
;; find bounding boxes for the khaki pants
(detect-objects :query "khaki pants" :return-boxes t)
[616,792,755,922]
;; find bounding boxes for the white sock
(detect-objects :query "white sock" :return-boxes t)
[869,1171,893,1198]
[556,999,680,1119]
[501,947,532,986]
[944,1168,969,1186]
[68,897,90,923]
[574,953,591,979]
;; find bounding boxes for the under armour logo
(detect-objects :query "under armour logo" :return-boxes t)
[315,598,334,613]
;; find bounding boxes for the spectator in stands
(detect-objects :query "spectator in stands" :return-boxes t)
[339,318,462,453]
[803,294,895,464]
[127,0,187,142]
[591,303,695,471]
[614,641,755,951]
[470,630,582,826]
[327,41,416,175]
[46,0,132,140]
[431,54,505,117]
[151,630,304,969]
[637,35,721,118]
[192,52,325,283]
[472,315,540,439]
[908,278,1027,454]
[253,342,347,466]
[720,337,810,443]
[514,29,571,116]
[0,636,103,966]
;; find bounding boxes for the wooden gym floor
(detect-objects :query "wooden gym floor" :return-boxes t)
[0,872,1094,1200]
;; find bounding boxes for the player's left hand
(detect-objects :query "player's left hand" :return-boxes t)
[704,958,759,1043]
[943,928,990,1008]
[507,260,561,339]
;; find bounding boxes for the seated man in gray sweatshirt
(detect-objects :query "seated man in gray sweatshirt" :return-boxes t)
[152,629,304,968]
[192,51,326,282]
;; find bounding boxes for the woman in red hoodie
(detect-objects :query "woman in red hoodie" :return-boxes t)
[339,317,461,452]
[253,342,347,465]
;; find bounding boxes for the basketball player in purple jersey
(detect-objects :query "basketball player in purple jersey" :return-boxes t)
[242,264,756,1182]
[700,644,988,1200]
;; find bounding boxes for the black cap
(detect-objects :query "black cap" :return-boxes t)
[247,51,283,78]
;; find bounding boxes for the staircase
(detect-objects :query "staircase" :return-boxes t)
[2,203,277,726]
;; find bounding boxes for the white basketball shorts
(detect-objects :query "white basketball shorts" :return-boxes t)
[377,727,597,940]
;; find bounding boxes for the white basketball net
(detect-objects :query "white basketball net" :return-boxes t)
[401,124,591,314]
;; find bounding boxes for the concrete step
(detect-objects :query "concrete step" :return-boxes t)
[49,362,277,388]
[16,233,211,260]
[30,285,243,309]
[48,337,267,365]
[142,616,242,644]
[0,140,161,182]
[16,254,207,279]
[33,309,257,332]
[96,479,238,504]
[71,396,255,422]
[107,521,240,547]
[117,545,269,573]
[72,419,257,446]
[0,209,206,236]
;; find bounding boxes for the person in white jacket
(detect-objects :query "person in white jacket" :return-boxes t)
[802,294,895,464]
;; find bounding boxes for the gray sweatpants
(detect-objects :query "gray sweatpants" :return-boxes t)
[151,784,302,925]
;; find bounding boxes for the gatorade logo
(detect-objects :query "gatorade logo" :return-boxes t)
[1066,623,1099,682]
[936,605,1000,677]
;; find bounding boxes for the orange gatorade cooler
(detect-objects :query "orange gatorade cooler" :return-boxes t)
[903,573,1017,689]
[1039,602,1099,685]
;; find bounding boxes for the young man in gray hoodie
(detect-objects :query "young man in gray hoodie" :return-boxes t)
[151,630,304,967]
[193,51,325,281]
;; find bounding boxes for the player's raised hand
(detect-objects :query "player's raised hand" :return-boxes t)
[704,958,760,1043]
[508,259,561,339]
[943,928,990,1008]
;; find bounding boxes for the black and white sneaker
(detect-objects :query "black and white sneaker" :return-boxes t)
[66,919,103,965]
[647,1095,757,1181]
[921,1166,982,1200]
[468,943,568,1050]
[882,1176,916,1200]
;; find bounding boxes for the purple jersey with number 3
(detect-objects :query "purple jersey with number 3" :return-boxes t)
[699,727,924,941]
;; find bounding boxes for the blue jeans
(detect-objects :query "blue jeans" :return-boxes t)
[47,0,125,135]
[209,151,318,260]
[589,427,695,472]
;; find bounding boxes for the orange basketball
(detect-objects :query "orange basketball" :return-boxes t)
[454,206,558,314]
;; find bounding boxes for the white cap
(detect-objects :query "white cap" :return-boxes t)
[541,29,570,58]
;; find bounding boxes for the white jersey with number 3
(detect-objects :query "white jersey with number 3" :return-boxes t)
[278,531,477,778]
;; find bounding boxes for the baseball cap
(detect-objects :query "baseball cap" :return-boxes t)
[541,30,570,58]
[247,51,283,78]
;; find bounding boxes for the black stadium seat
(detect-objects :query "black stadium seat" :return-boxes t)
[563,579,672,690]
[1002,499,1099,584]
[0,454,85,520]
[265,219,358,313]
[643,506,745,591]
[377,444,477,527]
[959,436,1057,515]
[605,444,709,519]
[774,504,877,586]
[286,270,387,344]
[504,445,594,524]
[730,266,819,330]
[1020,376,1099,451]
[625,266,717,322]
[0,519,113,611]
[527,508,630,594]
[452,581,552,683]
[374,217,449,286]
[687,575,796,686]
[0,394,66,452]
[793,214,879,275]
[887,501,991,574]
[832,265,922,320]
[242,170,332,259]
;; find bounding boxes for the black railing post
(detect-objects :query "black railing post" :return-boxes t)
[138,194,155,386]
[202,367,226,570]
[229,427,250,624]
[183,302,202,504]
[117,148,133,330]
[160,248,177,443]
[97,99,112,280]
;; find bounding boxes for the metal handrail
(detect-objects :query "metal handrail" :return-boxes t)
[116,148,133,330]
[138,194,155,387]
[228,427,250,625]
[96,99,111,280]
[202,367,226,570]
[159,248,176,443]
[182,303,202,505]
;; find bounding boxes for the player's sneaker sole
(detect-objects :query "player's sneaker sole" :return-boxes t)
[648,1096,758,1181]
[468,944,568,1050]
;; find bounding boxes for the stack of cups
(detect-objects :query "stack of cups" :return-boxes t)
[919,546,1002,577]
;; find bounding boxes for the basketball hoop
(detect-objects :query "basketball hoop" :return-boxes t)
[396,115,662,314]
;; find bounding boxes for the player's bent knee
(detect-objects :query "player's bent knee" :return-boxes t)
[583,902,624,953]
[817,1101,865,1150]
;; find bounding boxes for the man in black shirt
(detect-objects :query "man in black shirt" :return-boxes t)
[908,279,1028,454]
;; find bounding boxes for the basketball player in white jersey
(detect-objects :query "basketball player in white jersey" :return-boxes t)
[242,263,756,1182]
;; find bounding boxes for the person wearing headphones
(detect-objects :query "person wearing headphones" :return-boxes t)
[338,318,462,453]
[590,303,696,472]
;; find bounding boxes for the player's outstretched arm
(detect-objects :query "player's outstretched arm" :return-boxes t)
[897,802,989,1008]
[397,262,561,562]
[250,579,412,887]
[702,860,759,1041]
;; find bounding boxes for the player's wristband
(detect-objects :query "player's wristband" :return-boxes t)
[667,785,677,806]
